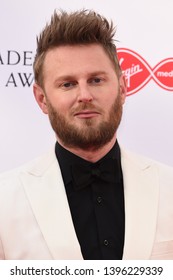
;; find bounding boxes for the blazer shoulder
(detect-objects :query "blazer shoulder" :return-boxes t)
[121,147,173,173]
[0,149,57,189]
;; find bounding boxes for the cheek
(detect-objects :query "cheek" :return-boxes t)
[56,99,75,117]
[102,92,117,107]
[46,91,73,112]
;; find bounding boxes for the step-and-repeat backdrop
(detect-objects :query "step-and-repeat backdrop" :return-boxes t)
[0,0,173,172]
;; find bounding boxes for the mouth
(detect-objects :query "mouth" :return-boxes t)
[74,110,100,119]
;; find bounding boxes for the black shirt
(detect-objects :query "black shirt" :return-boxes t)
[55,141,125,259]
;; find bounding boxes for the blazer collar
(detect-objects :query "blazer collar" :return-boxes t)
[121,148,159,259]
[20,150,83,260]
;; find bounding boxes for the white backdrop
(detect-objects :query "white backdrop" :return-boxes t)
[0,0,173,172]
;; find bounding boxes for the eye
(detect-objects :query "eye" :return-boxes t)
[63,82,76,88]
[93,78,101,83]
[60,81,77,89]
[89,77,104,84]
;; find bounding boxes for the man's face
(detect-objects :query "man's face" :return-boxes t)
[34,44,126,150]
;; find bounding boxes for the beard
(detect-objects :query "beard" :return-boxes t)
[46,91,123,151]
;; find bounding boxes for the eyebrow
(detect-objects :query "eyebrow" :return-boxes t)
[88,71,108,77]
[54,71,108,84]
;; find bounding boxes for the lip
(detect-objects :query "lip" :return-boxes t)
[74,110,100,119]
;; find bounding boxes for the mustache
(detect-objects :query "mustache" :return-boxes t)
[71,103,103,115]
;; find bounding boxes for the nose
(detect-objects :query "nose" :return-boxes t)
[77,84,93,103]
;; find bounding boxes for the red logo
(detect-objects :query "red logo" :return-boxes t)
[117,48,173,96]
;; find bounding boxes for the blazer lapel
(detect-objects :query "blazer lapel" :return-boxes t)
[20,151,83,260]
[121,149,160,259]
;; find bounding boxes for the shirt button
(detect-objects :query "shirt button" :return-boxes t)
[103,239,109,246]
[97,196,102,203]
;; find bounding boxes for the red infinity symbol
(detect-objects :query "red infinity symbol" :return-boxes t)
[117,48,173,96]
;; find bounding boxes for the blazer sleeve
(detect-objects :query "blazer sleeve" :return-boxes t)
[0,235,5,260]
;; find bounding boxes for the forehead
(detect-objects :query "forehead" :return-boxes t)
[43,44,116,73]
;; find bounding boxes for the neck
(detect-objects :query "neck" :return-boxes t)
[56,135,117,163]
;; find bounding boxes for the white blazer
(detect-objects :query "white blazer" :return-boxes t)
[0,147,173,260]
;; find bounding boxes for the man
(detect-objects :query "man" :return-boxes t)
[0,10,173,260]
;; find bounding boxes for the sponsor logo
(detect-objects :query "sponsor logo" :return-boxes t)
[117,48,173,95]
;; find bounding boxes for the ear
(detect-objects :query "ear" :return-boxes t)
[33,83,48,114]
[119,74,127,104]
